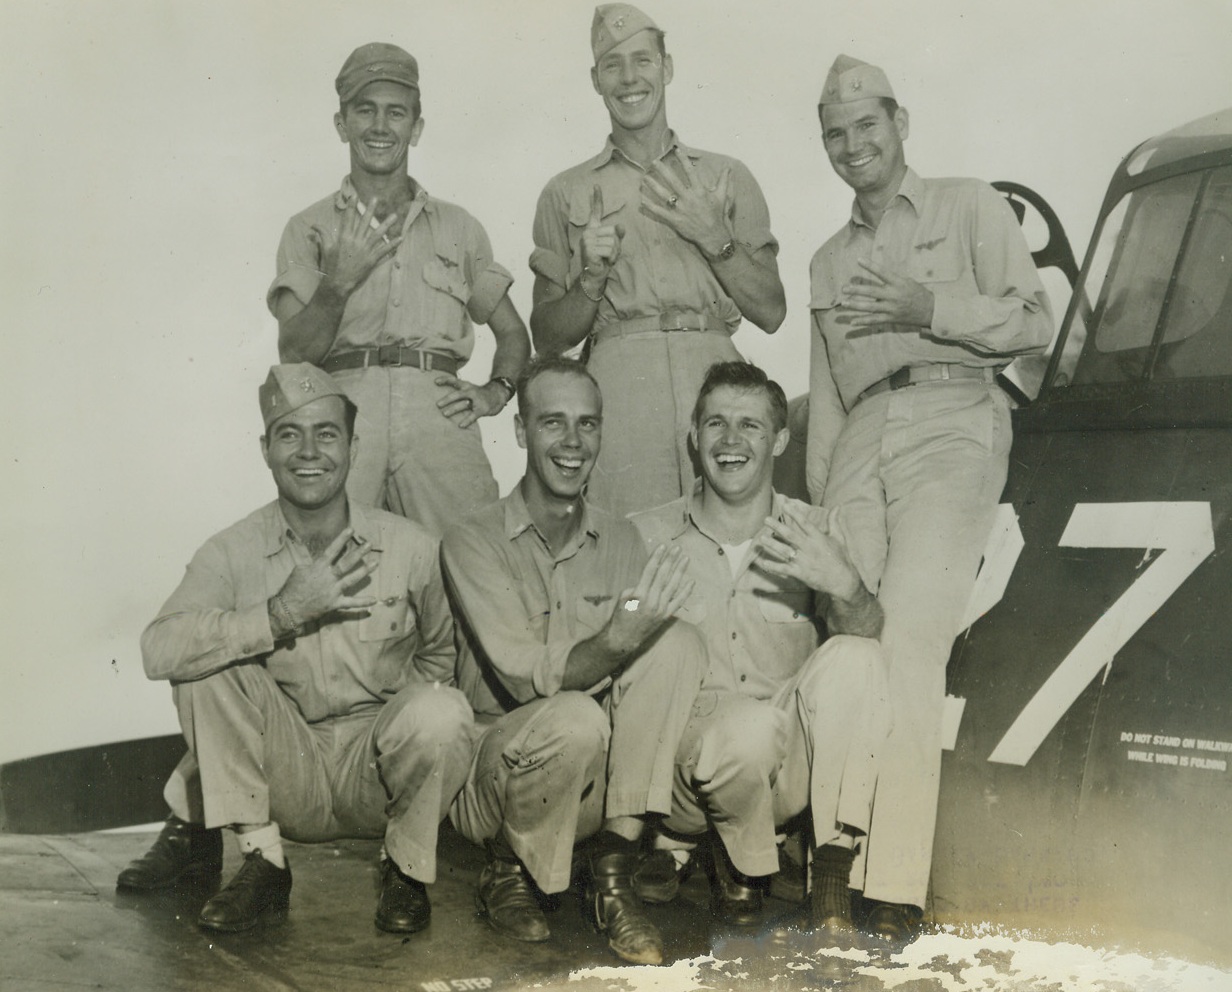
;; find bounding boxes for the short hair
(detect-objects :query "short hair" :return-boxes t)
[516,355,600,418]
[818,96,899,129]
[692,361,788,433]
[340,89,422,122]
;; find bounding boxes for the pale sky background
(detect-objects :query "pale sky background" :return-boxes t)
[2,0,1229,765]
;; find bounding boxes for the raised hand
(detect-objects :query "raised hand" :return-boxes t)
[311,196,403,299]
[608,545,694,651]
[839,257,935,330]
[640,155,732,256]
[579,184,626,285]
[275,527,379,629]
[756,505,860,602]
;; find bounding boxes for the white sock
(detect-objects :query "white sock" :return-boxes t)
[236,822,285,868]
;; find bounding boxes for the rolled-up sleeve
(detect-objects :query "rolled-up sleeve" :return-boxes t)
[141,541,275,683]
[440,526,570,705]
[730,160,779,257]
[529,179,572,291]
[267,214,326,315]
[929,183,1053,356]
[460,214,514,325]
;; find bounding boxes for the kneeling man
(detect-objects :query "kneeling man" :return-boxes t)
[632,362,892,937]
[118,364,473,936]
[441,356,706,966]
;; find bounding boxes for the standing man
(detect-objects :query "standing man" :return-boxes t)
[530,5,787,520]
[269,43,530,536]
[441,357,707,966]
[807,56,1053,943]
[632,362,891,936]
[117,365,473,937]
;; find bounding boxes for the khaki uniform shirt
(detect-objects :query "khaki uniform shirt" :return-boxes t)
[267,177,514,363]
[807,169,1053,494]
[632,488,838,700]
[530,133,778,333]
[440,486,647,717]
[141,500,455,723]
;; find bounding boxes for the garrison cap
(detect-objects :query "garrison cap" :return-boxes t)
[818,54,896,107]
[591,4,661,62]
[259,363,356,431]
[336,43,419,105]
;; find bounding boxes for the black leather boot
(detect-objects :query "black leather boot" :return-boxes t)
[588,848,664,965]
[116,815,223,891]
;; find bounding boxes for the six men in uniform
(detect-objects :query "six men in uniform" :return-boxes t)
[118,1,1051,967]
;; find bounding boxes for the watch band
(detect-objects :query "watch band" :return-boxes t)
[489,375,517,402]
[709,239,737,262]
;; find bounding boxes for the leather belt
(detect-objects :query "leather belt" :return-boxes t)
[858,364,999,404]
[593,311,728,340]
[321,346,460,376]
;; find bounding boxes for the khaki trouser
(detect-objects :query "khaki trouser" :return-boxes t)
[165,663,474,884]
[586,329,741,520]
[825,379,1011,908]
[334,365,499,537]
[665,635,892,878]
[451,621,708,893]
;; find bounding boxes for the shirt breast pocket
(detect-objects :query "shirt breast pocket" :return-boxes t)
[756,589,813,625]
[359,591,417,643]
[423,249,472,306]
[576,594,617,636]
[909,245,965,289]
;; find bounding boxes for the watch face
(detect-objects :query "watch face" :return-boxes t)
[718,240,736,260]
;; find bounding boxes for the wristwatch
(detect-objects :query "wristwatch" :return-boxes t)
[489,375,516,404]
[709,239,737,262]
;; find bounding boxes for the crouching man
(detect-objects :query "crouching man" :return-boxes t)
[117,364,473,936]
[631,362,892,939]
[441,356,706,966]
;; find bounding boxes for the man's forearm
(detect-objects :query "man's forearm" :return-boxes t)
[707,245,786,333]
[530,280,602,355]
[277,283,349,364]
[823,584,884,640]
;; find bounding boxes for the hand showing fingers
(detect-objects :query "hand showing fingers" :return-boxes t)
[640,159,731,251]
[434,375,501,427]
[840,258,934,328]
[580,184,624,281]
[320,199,403,298]
[276,527,379,627]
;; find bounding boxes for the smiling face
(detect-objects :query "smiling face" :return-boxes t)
[820,97,909,200]
[692,385,789,506]
[590,28,672,136]
[261,395,355,514]
[516,370,603,505]
[334,80,424,178]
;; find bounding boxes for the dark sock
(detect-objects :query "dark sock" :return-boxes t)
[811,844,855,920]
[592,830,639,858]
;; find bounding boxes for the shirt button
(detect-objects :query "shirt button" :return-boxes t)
[385,597,397,606]
[394,260,401,269]
[731,632,737,641]
[393,300,401,307]
[556,601,562,610]
[389,622,398,631]
[740,674,747,682]
[717,548,725,556]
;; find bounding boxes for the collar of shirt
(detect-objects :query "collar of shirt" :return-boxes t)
[260,498,385,559]
[502,484,601,563]
[586,130,701,172]
[663,483,797,581]
[333,174,434,231]
[848,166,925,231]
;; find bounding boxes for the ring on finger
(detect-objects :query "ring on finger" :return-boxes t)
[667,195,679,209]
[787,548,798,563]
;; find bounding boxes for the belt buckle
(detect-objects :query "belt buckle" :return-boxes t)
[888,367,914,391]
[377,344,403,367]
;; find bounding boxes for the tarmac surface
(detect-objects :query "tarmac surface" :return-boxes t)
[3,826,1229,992]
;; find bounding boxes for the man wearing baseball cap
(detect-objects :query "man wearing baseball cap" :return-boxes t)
[268,43,530,537]
[529,5,787,521]
[117,364,473,937]
[807,56,1053,944]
